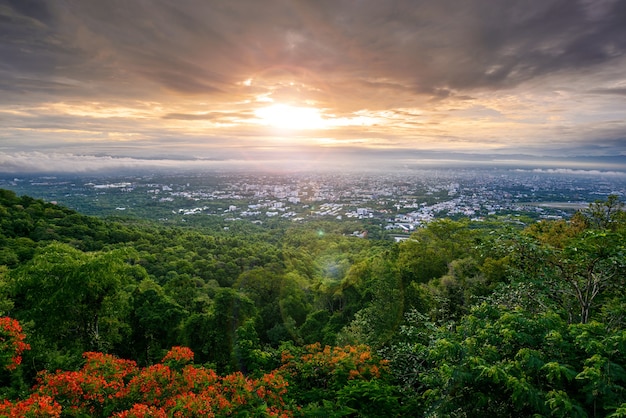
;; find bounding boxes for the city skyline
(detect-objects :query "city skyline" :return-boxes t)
[1,0,626,173]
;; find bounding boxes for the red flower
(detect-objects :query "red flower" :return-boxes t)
[0,394,62,417]
[161,346,194,364]
[0,317,30,371]
[113,403,167,418]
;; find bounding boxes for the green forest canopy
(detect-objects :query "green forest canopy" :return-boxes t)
[0,188,625,416]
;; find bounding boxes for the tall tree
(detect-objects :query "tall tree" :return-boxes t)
[582,194,625,231]
[10,243,144,370]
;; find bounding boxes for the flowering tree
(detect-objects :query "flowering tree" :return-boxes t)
[0,317,30,371]
[0,394,62,418]
[0,318,401,416]
[1,345,293,417]
[279,342,402,415]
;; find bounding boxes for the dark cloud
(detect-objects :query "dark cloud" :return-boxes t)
[2,0,51,22]
[2,0,625,102]
[588,87,626,96]
[0,0,625,164]
[0,1,57,77]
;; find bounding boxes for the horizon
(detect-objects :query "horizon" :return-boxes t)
[1,1,626,173]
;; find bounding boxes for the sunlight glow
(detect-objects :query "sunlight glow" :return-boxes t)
[254,104,381,130]
[255,104,326,130]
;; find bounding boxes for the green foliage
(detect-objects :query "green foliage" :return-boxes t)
[337,253,403,348]
[389,304,626,417]
[495,211,626,324]
[126,280,187,365]
[279,342,403,416]
[233,318,271,374]
[1,189,626,414]
[581,194,626,231]
[336,379,401,417]
[0,267,14,315]
[9,243,146,374]
[397,219,477,284]
[608,404,626,418]
[181,288,256,372]
[299,310,333,345]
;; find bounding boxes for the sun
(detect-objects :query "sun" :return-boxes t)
[254,104,326,130]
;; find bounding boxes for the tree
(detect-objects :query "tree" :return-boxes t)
[582,194,625,231]
[235,267,284,344]
[181,288,255,372]
[337,254,404,348]
[1,346,294,417]
[387,304,626,417]
[0,267,14,316]
[423,256,488,321]
[10,243,144,371]
[279,342,401,416]
[397,219,476,286]
[126,280,187,365]
[0,317,29,372]
[490,202,626,325]
[556,230,626,324]
[0,316,31,399]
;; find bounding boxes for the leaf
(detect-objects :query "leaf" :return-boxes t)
[541,361,577,384]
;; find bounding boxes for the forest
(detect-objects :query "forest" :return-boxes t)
[0,187,625,417]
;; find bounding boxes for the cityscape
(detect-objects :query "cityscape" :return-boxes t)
[2,167,623,237]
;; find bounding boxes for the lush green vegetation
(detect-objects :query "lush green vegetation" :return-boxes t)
[0,188,625,416]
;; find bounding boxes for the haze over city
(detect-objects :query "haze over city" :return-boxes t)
[1,0,626,173]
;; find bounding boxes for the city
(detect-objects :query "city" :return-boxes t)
[2,167,623,237]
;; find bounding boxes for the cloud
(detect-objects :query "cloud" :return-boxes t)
[526,168,626,176]
[162,111,252,121]
[0,150,378,174]
[588,87,626,96]
[0,152,181,173]
[4,0,625,103]
[2,148,624,176]
[0,0,625,167]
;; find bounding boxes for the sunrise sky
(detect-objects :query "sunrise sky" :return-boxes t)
[1,0,626,173]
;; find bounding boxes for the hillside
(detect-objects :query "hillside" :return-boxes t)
[1,188,625,416]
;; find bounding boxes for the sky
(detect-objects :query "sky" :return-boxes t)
[1,0,626,173]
